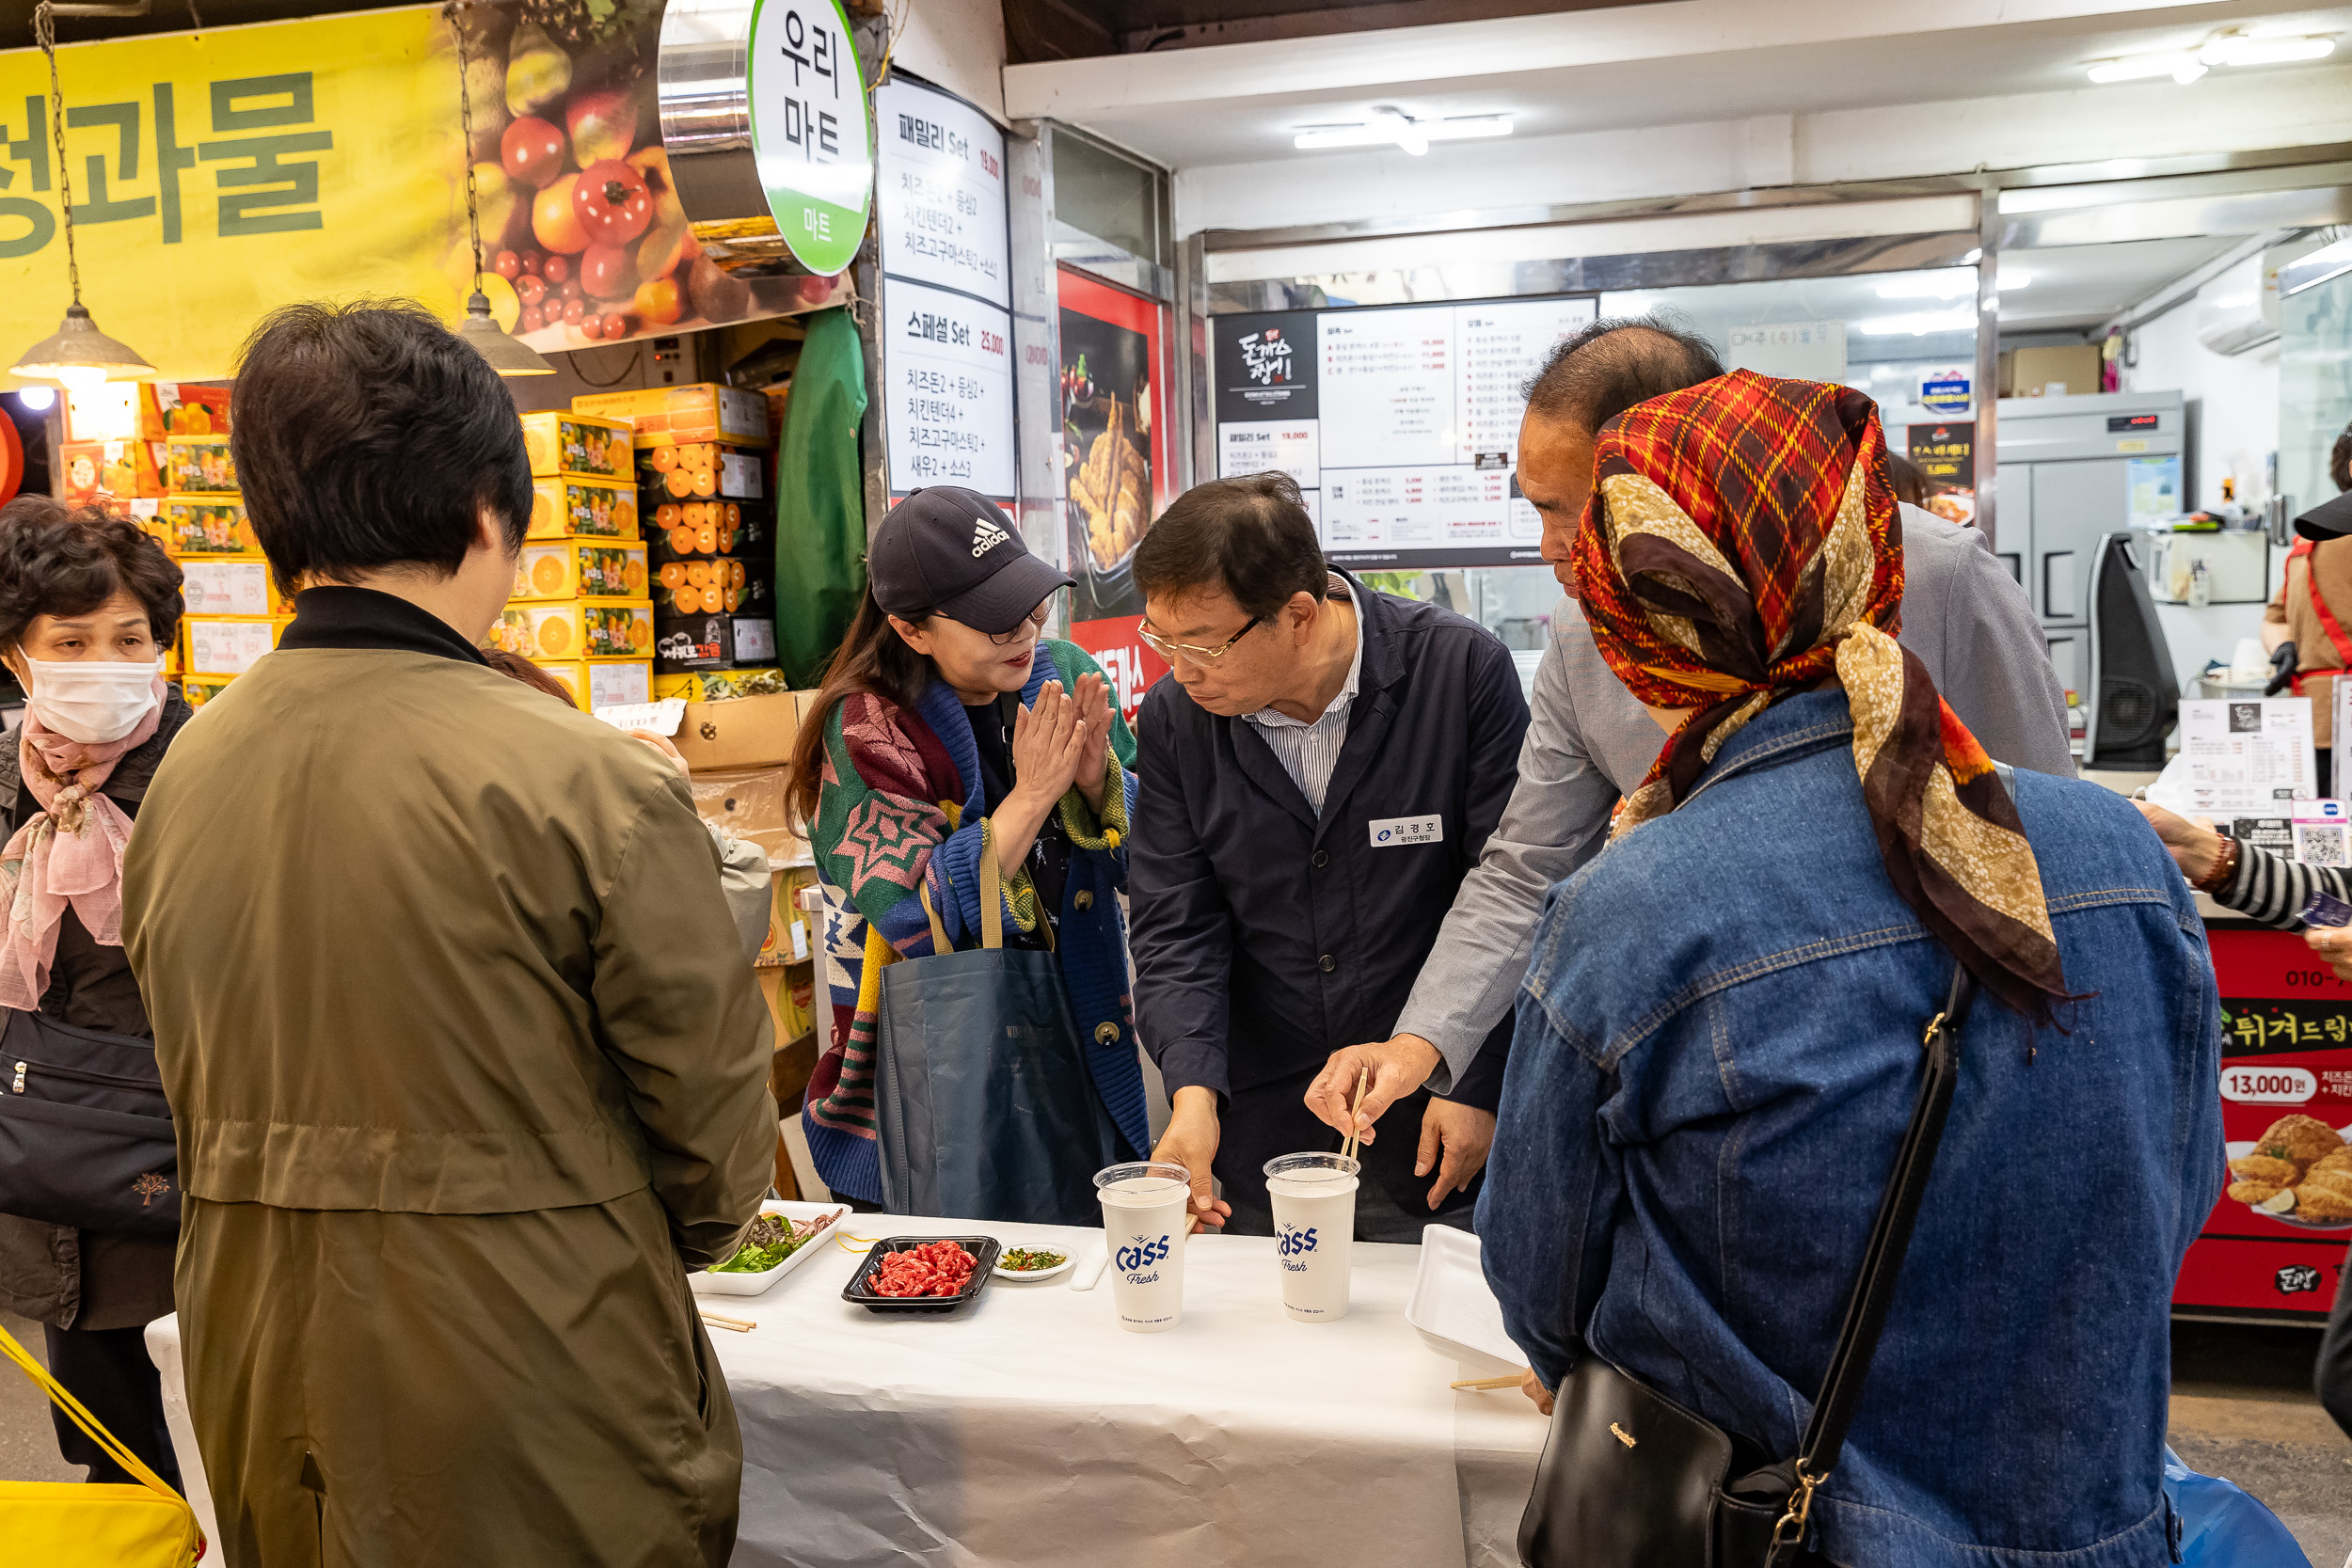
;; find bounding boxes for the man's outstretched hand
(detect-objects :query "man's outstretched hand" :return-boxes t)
[1304,1034,1442,1146]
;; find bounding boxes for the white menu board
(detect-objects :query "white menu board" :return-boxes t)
[884,277,1016,499]
[1214,293,1597,568]
[877,76,1015,500]
[876,77,1009,310]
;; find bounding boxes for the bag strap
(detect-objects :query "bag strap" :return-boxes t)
[2299,539,2352,668]
[0,1318,193,1512]
[1768,958,1975,1560]
[916,835,1009,953]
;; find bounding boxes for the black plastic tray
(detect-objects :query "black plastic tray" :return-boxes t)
[840,1236,1003,1315]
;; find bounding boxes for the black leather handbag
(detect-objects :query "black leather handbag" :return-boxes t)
[0,1007,180,1237]
[1518,960,1978,1568]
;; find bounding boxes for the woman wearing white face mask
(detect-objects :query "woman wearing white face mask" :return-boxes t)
[0,495,189,1494]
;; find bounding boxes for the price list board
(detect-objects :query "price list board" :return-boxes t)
[878,76,1015,501]
[1215,293,1596,568]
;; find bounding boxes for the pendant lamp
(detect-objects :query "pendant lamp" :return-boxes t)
[446,3,551,376]
[8,4,158,389]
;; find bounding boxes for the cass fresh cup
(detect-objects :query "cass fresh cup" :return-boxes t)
[1263,1152,1360,1323]
[1094,1161,1190,1334]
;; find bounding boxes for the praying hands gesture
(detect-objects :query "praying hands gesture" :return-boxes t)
[1068,671,1112,818]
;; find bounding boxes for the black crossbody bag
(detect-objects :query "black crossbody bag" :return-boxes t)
[0,1007,181,1237]
[1517,958,1978,1568]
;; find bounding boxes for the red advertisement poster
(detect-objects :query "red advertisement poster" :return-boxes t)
[1057,265,1174,723]
[2172,925,2352,1321]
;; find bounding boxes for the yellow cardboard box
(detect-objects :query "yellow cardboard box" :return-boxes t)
[572,383,769,447]
[163,435,237,493]
[183,614,288,676]
[181,673,234,707]
[512,540,649,602]
[526,477,638,542]
[529,657,652,709]
[180,559,291,617]
[518,410,634,482]
[159,497,262,559]
[485,599,654,660]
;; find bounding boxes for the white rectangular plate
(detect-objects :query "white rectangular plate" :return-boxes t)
[1405,1225,1523,1369]
[690,1200,848,1297]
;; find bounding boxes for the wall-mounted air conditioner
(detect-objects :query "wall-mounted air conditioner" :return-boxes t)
[2196,241,2321,356]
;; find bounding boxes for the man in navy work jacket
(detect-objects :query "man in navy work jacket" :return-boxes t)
[1127,472,1530,1242]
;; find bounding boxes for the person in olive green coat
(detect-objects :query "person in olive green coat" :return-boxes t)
[120,303,777,1568]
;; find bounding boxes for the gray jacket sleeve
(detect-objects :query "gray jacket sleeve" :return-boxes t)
[1393,611,1633,1092]
[1902,506,2075,779]
[709,824,774,965]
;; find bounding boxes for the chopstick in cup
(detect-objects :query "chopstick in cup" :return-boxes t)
[1450,1373,1524,1391]
[700,1310,755,1333]
[1340,1066,1370,1164]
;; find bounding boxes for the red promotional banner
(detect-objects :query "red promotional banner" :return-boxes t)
[1066,613,1170,728]
[2173,925,2352,1321]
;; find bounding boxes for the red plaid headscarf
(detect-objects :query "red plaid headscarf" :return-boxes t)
[1573,369,2066,1018]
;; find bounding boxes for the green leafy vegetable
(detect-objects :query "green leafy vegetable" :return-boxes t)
[1000,1247,1067,1273]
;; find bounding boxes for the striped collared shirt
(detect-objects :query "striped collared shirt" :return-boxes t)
[1242,576,1361,816]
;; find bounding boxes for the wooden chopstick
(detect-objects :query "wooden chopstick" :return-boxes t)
[1340,1066,1370,1164]
[1450,1373,1524,1391]
[700,1310,755,1333]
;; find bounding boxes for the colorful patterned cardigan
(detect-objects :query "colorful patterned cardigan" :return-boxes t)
[801,638,1148,1204]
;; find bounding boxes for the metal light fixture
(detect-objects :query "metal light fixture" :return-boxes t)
[445,3,552,376]
[1294,108,1514,155]
[8,3,159,389]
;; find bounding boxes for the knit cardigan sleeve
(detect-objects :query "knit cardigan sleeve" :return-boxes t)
[810,691,963,958]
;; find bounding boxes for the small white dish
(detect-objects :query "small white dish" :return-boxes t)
[993,1244,1076,1281]
[691,1201,848,1297]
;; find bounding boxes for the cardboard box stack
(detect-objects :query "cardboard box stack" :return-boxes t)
[489,410,653,708]
[141,417,293,707]
[572,384,780,681]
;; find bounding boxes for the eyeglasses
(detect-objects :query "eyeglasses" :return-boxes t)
[986,600,1055,646]
[1138,616,1263,662]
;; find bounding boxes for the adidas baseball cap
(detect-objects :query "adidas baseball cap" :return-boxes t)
[869,487,1075,635]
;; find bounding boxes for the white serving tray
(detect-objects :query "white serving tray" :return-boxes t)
[1405,1225,1524,1370]
[690,1200,849,1297]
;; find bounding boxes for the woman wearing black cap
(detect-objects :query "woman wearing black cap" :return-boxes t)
[785,487,1151,1211]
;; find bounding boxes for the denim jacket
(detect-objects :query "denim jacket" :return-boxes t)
[1479,690,2222,1568]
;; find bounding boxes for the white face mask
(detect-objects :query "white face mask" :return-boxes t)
[20,657,163,744]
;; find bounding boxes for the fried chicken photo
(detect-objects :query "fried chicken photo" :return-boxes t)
[2253,1114,2344,1166]
[2295,1182,2352,1223]
[2227,1180,2285,1205]
[2230,1154,2301,1185]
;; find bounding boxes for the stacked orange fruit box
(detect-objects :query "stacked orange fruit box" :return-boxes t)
[151,432,291,708]
[493,410,654,709]
[570,384,777,675]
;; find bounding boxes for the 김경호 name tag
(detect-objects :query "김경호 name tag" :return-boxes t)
[1369,815,1443,847]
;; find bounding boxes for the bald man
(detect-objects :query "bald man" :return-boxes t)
[1306,316,2072,1148]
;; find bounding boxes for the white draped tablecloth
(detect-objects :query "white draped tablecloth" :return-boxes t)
[150,1212,1547,1566]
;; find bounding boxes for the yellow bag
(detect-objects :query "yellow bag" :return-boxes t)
[0,1320,205,1566]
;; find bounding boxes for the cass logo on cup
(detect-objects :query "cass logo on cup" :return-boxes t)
[1117,1233,1172,1273]
[1276,1224,1319,1258]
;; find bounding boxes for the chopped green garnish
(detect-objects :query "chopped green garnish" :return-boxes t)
[1000,1247,1067,1272]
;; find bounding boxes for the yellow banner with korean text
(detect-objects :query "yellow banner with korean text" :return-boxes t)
[0,7,466,388]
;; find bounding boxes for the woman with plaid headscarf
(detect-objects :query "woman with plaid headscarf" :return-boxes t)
[1479,371,2224,1568]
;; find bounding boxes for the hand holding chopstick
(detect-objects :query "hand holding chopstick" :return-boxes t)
[1339,1067,1370,1164]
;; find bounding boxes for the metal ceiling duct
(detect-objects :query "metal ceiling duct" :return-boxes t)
[656,0,803,277]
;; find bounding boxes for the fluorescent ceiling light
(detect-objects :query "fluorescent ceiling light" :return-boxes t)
[1856,308,1977,337]
[2086,30,2332,84]
[2205,32,2335,67]
[1876,269,2029,300]
[1294,108,1513,156]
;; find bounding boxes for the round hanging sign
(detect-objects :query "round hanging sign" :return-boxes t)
[746,0,872,277]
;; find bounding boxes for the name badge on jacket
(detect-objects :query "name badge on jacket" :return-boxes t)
[1369,815,1443,847]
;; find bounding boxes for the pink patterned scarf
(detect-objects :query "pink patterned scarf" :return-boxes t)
[0,678,167,1009]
